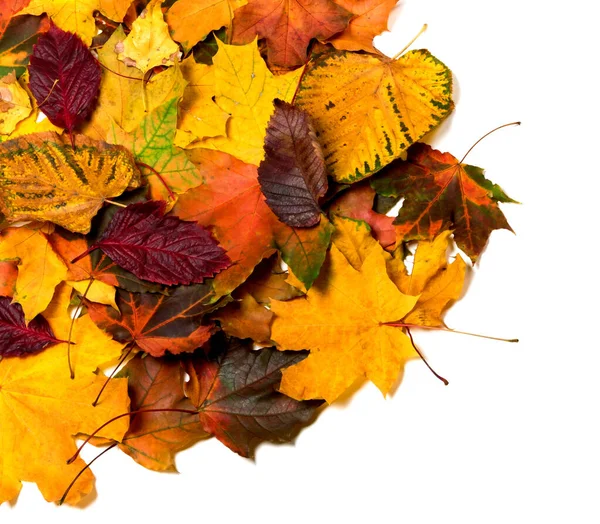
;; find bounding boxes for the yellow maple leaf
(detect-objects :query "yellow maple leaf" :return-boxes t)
[0,71,32,134]
[0,283,129,505]
[0,225,67,323]
[118,0,180,74]
[194,39,303,166]
[295,49,453,183]
[167,0,247,52]
[0,132,141,233]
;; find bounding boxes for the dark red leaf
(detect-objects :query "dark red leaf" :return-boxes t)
[28,22,101,137]
[186,335,323,457]
[258,100,328,228]
[86,285,219,357]
[0,296,62,357]
[75,200,231,286]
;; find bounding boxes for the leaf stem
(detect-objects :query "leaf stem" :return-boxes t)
[95,59,144,81]
[459,122,521,164]
[385,321,518,343]
[67,408,199,464]
[58,442,118,506]
[92,344,134,407]
[135,162,176,201]
[104,199,127,208]
[392,24,428,60]
[405,327,448,385]
[67,278,94,379]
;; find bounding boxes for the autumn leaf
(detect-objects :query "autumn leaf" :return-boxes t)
[327,0,397,53]
[0,0,32,41]
[194,39,303,166]
[0,296,62,357]
[166,0,247,52]
[295,49,453,183]
[0,13,49,78]
[118,0,179,74]
[86,284,218,357]
[0,225,67,323]
[75,201,230,286]
[0,132,141,233]
[371,143,516,261]
[258,99,328,228]
[117,354,209,472]
[28,23,101,138]
[0,283,129,505]
[231,0,352,69]
[173,149,333,296]
[185,335,322,457]
[0,70,31,134]
[0,260,17,296]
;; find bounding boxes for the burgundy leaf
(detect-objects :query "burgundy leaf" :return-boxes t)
[28,22,101,139]
[73,200,231,285]
[186,335,323,457]
[0,296,62,357]
[258,99,328,228]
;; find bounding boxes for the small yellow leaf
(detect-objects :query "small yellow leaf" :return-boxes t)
[70,279,118,310]
[0,71,32,134]
[0,225,67,323]
[118,0,180,74]
[195,39,303,165]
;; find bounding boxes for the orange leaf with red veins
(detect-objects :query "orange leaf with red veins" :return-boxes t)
[328,0,397,53]
[86,285,217,357]
[231,0,352,69]
[172,150,333,297]
[329,183,397,249]
[371,143,517,261]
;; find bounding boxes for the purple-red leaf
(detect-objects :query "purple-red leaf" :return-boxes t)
[74,200,231,286]
[258,100,328,228]
[0,296,62,357]
[28,22,101,136]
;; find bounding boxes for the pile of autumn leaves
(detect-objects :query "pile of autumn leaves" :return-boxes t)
[0,0,515,508]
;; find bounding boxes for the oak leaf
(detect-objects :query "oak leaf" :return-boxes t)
[328,0,397,53]
[76,200,230,286]
[166,0,247,52]
[185,335,322,457]
[0,71,32,134]
[117,0,179,74]
[0,132,141,233]
[0,225,67,322]
[194,39,303,166]
[117,354,209,472]
[86,284,218,357]
[371,143,516,261]
[28,23,100,139]
[173,149,333,297]
[0,283,129,505]
[0,296,62,357]
[231,0,352,69]
[295,49,453,183]
[258,99,328,228]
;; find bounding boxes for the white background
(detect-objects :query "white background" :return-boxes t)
[3,0,600,522]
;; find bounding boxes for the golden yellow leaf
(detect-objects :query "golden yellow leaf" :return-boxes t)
[98,0,132,22]
[177,56,229,141]
[167,0,247,52]
[271,244,418,403]
[0,71,31,134]
[118,0,180,74]
[0,132,141,233]
[331,214,380,270]
[194,39,303,165]
[0,283,129,505]
[70,279,117,309]
[0,225,67,323]
[295,49,453,183]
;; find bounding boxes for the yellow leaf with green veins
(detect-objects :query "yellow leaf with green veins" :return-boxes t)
[295,49,453,183]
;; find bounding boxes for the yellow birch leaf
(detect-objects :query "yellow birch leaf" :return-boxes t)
[295,49,453,183]
[118,0,180,74]
[0,132,141,233]
[271,244,418,403]
[166,0,247,52]
[195,39,303,165]
[0,283,129,505]
[0,71,31,134]
[0,225,67,323]
[70,279,118,309]
[178,56,229,140]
